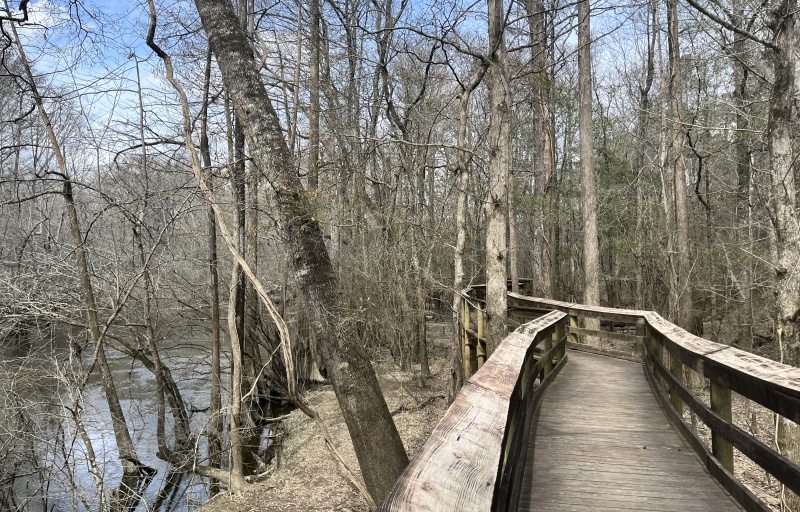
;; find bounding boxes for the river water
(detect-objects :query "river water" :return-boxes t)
[0,332,245,512]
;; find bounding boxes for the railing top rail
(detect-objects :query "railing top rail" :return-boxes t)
[509,292,800,422]
[508,293,645,323]
[380,310,566,511]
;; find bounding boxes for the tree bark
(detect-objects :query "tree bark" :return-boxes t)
[578,0,601,343]
[523,0,555,298]
[667,0,695,332]
[485,0,511,354]
[192,0,408,502]
[450,64,487,400]
[766,2,800,509]
[308,0,320,190]
[635,0,656,310]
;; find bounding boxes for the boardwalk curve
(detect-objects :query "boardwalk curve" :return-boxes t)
[519,350,743,511]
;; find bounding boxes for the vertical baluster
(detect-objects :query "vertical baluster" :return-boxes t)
[462,299,472,380]
[711,380,734,472]
[477,307,486,368]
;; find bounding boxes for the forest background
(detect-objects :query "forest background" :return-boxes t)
[1,0,799,510]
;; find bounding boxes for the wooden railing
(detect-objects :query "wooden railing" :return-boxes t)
[512,294,800,512]
[460,281,537,379]
[380,303,567,511]
[382,290,800,511]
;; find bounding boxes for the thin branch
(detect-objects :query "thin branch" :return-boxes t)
[685,0,776,49]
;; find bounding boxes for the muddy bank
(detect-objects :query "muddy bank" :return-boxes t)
[198,322,453,512]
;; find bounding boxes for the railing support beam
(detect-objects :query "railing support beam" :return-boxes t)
[710,380,734,472]
[669,353,685,415]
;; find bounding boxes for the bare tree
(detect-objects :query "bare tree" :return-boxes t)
[485,0,511,353]
[578,0,601,342]
[188,0,409,502]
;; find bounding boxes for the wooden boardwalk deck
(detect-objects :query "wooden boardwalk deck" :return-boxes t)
[519,350,744,511]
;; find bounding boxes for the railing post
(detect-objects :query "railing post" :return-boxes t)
[556,320,566,361]
[543,330,553,378]
[710,380,734,472]
[635,318,645,360]
[568,309,579,346]
[477,308,486,368]
[669,352,685,415]
[462,299,472,380]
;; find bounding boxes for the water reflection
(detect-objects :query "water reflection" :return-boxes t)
[0,331,273,512]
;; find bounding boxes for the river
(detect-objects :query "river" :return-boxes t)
[0,330,259,512]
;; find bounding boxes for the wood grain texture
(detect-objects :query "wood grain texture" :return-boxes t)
[519,350,744,511]
[380,311,566,511]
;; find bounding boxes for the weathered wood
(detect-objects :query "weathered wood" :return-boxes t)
[443,291,800,511]
[568,326,644,344]
[462,299,472,379]
[511,293,644,324]
[520,351,744,512]
[381,311,567,511]
[643,311,800,424]
[644,358,770,512]
[567,341,643,363]
[669,350,685,414]
[646,348,800,498]
[711,380,734,472]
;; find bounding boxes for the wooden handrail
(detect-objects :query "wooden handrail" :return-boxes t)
[510,293,800,512]
[380,310,568,511]
[383,289,800,511]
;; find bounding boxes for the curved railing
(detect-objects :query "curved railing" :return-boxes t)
[380,292,567,511]
[511,294,800,512]
[381,288,800,511]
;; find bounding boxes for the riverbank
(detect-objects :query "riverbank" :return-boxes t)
[198,322,452,512]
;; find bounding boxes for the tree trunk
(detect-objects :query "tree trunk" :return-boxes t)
[7,14,148,506]
[523,0,555,298]
[666,0,701,389]
[509,172,520,294]
[200,47,223,493]
[450,65,487,400]
[308,0,320,190]
[766,2,800,509]
[192,0,408,502]
[485,0,511,354]
[635,0,656,310]
[578,0,601,344]
[730,5,753,350]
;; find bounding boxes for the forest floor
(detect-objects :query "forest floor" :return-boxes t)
[197,321,453,512]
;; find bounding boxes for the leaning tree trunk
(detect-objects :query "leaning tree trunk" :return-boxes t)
[192,0,408,503]
[485,0,511,354]
[8,13,148,508]
[767,2,800,510]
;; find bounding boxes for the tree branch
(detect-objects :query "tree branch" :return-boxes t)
[685,0,776,49]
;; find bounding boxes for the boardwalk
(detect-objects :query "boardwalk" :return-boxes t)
[519,350,744,512]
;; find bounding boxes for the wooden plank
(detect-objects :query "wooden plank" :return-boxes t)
[381,310,567,511]
[569,326,644,344]
[711,379,734,472]
[519,350,744,512]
